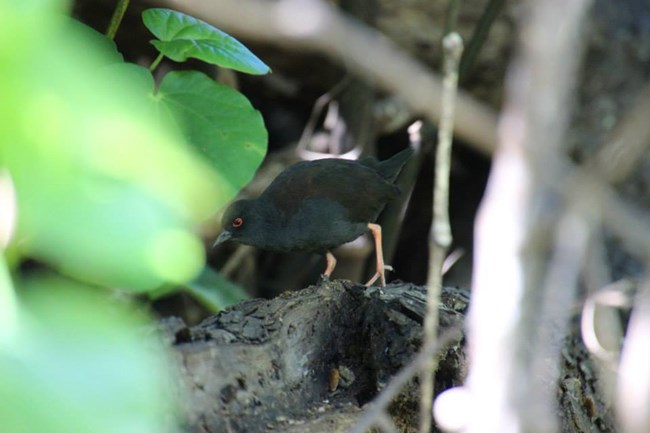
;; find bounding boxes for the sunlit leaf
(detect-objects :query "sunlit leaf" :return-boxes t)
[142,8,271,75]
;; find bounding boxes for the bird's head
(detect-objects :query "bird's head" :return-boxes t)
[213,199,258,247]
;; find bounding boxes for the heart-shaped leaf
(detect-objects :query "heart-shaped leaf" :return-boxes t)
[143,8,271,75]
[156,70,268,201]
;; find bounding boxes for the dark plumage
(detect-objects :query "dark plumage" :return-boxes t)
[214,147,413,286]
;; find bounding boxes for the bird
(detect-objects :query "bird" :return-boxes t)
[213,147,413,286]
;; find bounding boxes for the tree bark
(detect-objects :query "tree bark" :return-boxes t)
[161,281,614,432]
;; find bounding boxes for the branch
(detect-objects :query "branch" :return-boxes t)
[420,32,463,433]
[463,0,593,432]
[459,0,507,84]
[589,82,650,184]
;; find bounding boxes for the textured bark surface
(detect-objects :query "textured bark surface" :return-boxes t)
[162,281,614,432]
[162,281,467,432]
[559,333,617,433]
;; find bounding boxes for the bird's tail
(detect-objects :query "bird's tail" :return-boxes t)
[375,146,414,182]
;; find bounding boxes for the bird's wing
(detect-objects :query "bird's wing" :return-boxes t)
[261,159,399,223]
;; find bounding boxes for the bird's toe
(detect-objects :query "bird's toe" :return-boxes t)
[364,273,382,287]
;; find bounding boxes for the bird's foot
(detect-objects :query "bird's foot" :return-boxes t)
[319,252,337,286]
[364,264,394,287]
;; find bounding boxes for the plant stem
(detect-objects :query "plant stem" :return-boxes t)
[106,0,131,41]
[444,0,461,39]
[419,32,463,433]
[149,53,164,72]
[459,0,506,84]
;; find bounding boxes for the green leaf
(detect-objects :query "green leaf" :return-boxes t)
[147,266,248,312]
[156,70,268,205]
[184,266,249,311]
[1,277,178,433]
[1,1,224,291]
[142,8,271,75]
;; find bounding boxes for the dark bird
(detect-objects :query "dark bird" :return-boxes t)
[214,147,413,286]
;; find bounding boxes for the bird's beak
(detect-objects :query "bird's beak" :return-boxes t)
[213,230,232,247]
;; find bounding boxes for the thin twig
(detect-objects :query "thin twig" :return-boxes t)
[441,248,465,275]
[348,326,464,433]
[149,52,164,72]
[0,172,18,342]
[220,245,254,278]
[159,0,499,155]
[521,154,650,269]
[589,83,650,184]
[375,412,399,433]
[459,0,506,84]
[582,241,627,409]
[562,162,650,263]
[419,32,463,433]
[581,280,631,361]
[297,76,351,152]
[617,277,650,433]
[443,0,461,43]
[106,0,130,40]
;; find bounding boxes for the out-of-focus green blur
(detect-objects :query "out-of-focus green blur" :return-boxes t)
[0,1,226,290]
[0,0,265,431]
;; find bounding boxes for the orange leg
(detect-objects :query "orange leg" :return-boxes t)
[364,223,393,287]
[323,251,337,279]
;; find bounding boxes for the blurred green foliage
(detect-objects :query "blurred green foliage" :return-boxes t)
[3,15,219,290]
[2,275,178,433]
[0,0,269,431]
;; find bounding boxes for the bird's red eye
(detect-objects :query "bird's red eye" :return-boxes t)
[232,217,243,228]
